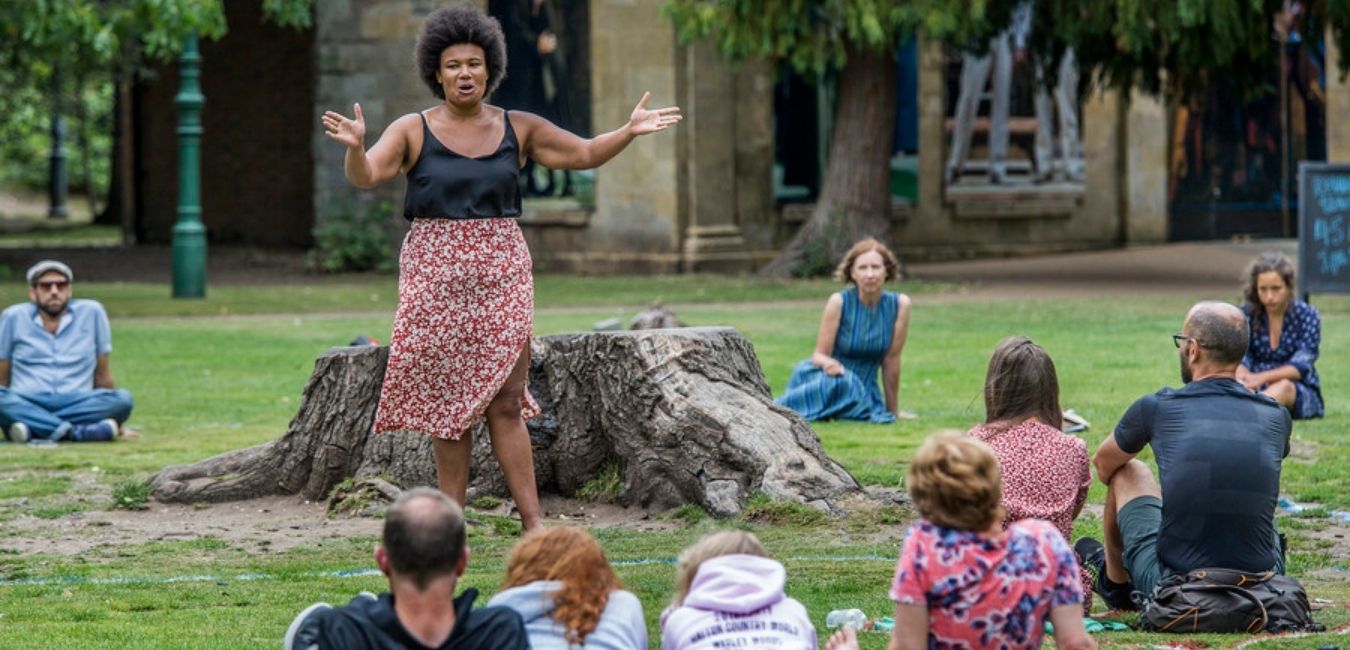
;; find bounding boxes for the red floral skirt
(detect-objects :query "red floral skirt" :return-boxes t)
[373,218,539,440]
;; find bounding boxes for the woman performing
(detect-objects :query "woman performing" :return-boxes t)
[967,337,1094,613]
[322,2,680,531]
[776,238,914,422]
[1237,251,1323,419]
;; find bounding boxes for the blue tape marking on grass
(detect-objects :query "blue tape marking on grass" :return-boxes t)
[1278,495,1350,522]
[0,555,896,588]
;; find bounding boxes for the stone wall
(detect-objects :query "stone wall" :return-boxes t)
[312,0,448,243]
[133,1,315,246]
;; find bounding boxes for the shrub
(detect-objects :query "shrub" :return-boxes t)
[307,201,398,273]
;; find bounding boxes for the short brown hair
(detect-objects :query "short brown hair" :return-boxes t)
[833,237,900,284]
[381,488,466,590]
[984,337,1062,430]
[670,530,767,608]
[502,526,621,645]
[907,432,1003,531]
[1186,301,1248,365]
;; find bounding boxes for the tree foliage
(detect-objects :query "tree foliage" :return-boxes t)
[1009,0,1350,100]
[0,1,312,204]
[664,0,993,77]
[0,0,311,73]
[666,0,1350,100]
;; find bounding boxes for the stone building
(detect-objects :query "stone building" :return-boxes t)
[122,1,1350,271]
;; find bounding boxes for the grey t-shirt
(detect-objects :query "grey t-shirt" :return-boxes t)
[1114,377,1291,574]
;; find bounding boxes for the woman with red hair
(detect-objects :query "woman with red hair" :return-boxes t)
[487,526,646,649]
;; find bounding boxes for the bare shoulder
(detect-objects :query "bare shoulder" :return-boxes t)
[501,108,551,141]
[383,112,426,145]
[896,292,912,308]
[501,107,546,128]
[821,293,845,318]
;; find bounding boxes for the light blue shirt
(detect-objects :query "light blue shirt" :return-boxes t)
[0,299,112,395]
[487,581,647,650]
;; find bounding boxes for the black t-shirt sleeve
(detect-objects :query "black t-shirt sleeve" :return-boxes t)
[1113,393,1158,455]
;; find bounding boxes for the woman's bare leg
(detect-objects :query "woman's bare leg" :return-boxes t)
[1262,379,1296,409]
[432,433,473,506]
[484,342,542,531]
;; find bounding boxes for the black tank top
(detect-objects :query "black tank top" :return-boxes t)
[403,110,522,220]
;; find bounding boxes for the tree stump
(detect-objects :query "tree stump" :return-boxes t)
[149,328,862,516]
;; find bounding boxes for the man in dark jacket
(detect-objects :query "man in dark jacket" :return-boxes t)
[284,488,527,650]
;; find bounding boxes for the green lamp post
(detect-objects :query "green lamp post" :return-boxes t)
[172,36,207,298]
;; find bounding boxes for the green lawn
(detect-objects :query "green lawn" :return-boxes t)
[0,278,1346,648]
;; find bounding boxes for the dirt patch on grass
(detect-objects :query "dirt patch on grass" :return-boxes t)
[6,493,684,558]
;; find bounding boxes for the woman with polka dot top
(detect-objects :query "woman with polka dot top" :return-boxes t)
[1237,251,1323,419]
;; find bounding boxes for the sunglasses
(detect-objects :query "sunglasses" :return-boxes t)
[34,280,70,291]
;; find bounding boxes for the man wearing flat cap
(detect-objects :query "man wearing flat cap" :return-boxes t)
[0,261,133,442]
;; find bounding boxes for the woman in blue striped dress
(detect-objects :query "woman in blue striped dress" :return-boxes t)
[776,238,915,422]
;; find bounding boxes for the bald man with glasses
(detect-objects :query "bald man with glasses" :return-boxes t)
[0,260,134,443]
[1075,301,1291,611]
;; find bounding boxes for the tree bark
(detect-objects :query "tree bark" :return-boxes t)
[150,329,862,516]
[759,45,899,278]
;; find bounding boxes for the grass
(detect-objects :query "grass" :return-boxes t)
[109,480,150,511]
[577,460,624,503]
[0,276,1346,648]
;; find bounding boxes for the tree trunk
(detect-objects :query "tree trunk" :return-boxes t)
[150,329,862,517]
[759,45,898,278]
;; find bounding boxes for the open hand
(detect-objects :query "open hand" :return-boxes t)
[322,103,367,149]
[628,92,682,136]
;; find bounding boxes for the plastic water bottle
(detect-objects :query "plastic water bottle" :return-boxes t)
[825,608,868,631]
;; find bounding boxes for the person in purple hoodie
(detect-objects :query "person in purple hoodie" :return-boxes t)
[660,530,816,650]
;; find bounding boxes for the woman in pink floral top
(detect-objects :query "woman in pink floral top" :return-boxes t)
[967,337,1094,613]
[875,433,1095,650]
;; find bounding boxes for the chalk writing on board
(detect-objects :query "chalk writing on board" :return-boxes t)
[1299,163,1350,294]
[1313,216,1345,247]
[1312,175,1350,213]
[1319,249,1350,276]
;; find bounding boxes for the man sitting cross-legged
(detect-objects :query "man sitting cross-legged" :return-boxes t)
[285,487,528,650]
[0,260,134,443]
[1078,301,1292,610]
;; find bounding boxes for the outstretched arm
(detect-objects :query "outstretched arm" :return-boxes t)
[518,92,680,170]
[322,103,414,188]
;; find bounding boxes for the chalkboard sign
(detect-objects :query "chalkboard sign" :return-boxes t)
[1298,162,1350,297]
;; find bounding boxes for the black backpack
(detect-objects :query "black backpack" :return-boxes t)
[1140,568,1324,634]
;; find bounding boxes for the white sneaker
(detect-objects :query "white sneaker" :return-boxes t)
[7,422,29,444]
[1063,409,1091,433]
